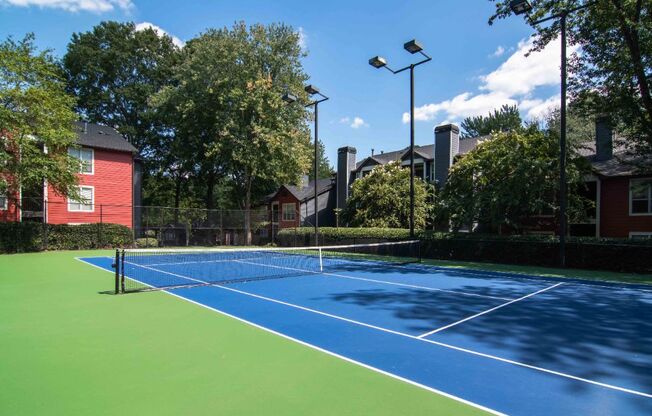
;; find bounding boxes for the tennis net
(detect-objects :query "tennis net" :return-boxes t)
[113,240,421,293]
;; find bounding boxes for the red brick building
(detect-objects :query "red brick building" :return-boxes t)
[0,122,138,228]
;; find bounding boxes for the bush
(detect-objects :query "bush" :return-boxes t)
[277,227,411,246]
[276,227,652,273]
[135,237,158,248]
[0,222,133,253]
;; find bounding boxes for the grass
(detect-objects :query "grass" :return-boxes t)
[1,250,487,416]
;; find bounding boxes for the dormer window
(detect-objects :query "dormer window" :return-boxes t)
[68,147,94,174]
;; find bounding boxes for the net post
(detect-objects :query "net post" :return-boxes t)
[114,249,120,294]
[121,250,126,293]
[417,240,422,263]
[318,247,323,272]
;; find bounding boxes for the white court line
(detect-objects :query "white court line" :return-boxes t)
[234,259,513,301]
[112,259,652,400]
[417,283,564,338]
[74,257,504,416]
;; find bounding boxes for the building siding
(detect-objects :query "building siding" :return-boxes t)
[600,176,652,237]
[269,187,300,229]
[47,148,133,228]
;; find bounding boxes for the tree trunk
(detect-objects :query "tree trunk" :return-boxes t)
[244,176,252,246]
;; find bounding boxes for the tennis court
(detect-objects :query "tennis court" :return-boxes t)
[80,241,652,415]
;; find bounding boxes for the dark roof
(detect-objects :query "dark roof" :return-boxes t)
[590,152,652,177]
[286,178,334,202]
[459,135,490,154]
[268,178,334,203]
[355,145,435,170]
[74,122,137,153]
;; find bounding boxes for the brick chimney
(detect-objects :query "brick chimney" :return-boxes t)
[336,146,356,210]
[434,124,460,187]
[595,117,614,162]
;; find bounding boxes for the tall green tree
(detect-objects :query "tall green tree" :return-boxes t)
[343,161,433,229]
[154,22,312,241]
[461,104,522,138]
[438,127,590,233]
[489,0,652,158]
[63,21,180,154]
[0,34,79,200]
[309,140,335,181]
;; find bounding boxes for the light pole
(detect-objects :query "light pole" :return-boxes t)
[283,85,329,246]
[510,0,594,267]
[369,40,431,238]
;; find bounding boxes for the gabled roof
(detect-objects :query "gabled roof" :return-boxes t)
[75,122,137,153]
[590,152,652,177]
[269,178,334,203]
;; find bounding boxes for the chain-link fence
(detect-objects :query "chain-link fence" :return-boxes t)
[0,197,308,249]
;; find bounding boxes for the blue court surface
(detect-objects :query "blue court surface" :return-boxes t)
[80,253,652,415]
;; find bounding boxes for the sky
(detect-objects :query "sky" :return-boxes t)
[0,0,566,166]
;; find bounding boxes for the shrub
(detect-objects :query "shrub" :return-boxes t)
[0,222,133,253]
[135,237,158,248]
[276,227,652,273]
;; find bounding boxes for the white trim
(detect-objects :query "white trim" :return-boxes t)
[629,178,652,216]
[281,203,296,221]
[416,283,564,338]
[67,185,95,212]
[69,147,94,175]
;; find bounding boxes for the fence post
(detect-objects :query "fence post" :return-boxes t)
[42,199,48,251]
[99,204,103,248]
[114,249,120,294]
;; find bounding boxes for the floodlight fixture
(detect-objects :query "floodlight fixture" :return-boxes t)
[510,0,533,15]
[368,56,387,68]
[403,39,423,54]
[282,92,297,104]
[304,84,320,95]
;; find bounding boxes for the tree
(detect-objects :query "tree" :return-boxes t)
[489,0,652,158]
[460,104,522,138]
[343,161,433,229]
[154,22,313,242]
[309,140,335,181]
[438,127,590,233]
[0,34,80,201]
[63,21,180,155]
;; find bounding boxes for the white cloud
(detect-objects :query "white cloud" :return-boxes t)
[404,37,576,125]
[490,45,505,58]
[340,116,368,129]
[520,95,561,119]
[0,0,133,13]
[297,27,307,51]
[350,117,368,129]
[135,22,185,48]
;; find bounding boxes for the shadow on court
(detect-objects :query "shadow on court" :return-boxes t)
[325,281,652,408]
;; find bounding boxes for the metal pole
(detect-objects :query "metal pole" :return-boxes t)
[314,102,319,247]
[559,13,568,267]
[409,65,415,238]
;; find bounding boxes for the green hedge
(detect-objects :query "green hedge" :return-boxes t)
[277,227,652,273]
[0,222,133,253]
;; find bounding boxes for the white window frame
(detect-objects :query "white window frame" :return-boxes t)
[0,193,7,210]
[629,232,652,239]
[69,147,94,175]
[282,203,296,221]
[67,186,94,212]
[629,178,652,216]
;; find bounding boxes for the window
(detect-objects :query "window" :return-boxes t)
[630,179,652,215]
[629,232,652,240]
[0,194,7,210]
[69,147,94,174]
[282,203,296,221]
[68,186,94,212]
[414,163,425,180]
